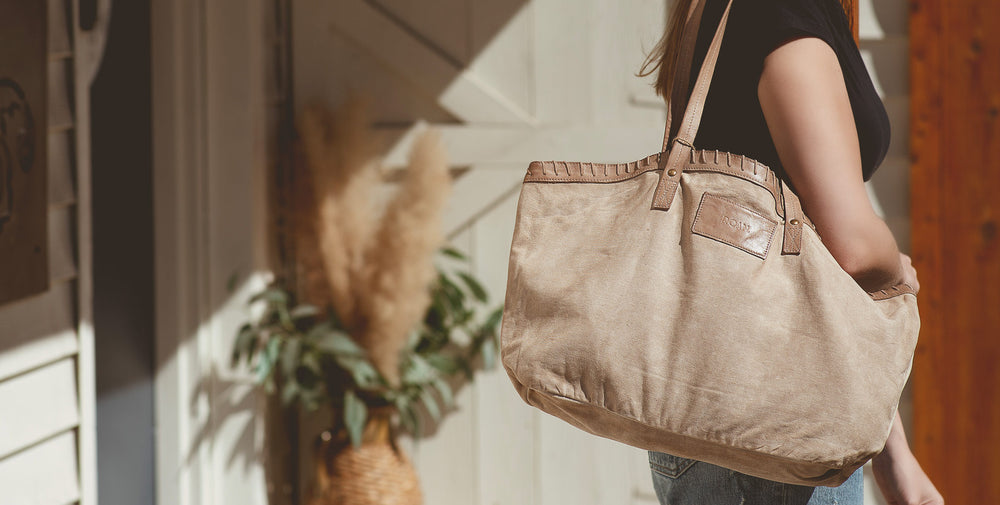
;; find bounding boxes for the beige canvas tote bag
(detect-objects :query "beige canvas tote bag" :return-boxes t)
[500,0,919,487]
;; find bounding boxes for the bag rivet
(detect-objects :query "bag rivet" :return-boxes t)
[667,169,678,177]
[790,219,800,226]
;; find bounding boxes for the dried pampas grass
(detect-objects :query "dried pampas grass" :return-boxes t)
[296,100,452,383]
[359,130,451,383]
[298,100,381,332]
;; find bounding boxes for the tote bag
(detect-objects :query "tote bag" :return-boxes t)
[499,0,919,486]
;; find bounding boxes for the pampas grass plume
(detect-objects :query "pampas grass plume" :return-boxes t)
[298,100,381,332]
[296,98,452,384]
[361,130,451,383]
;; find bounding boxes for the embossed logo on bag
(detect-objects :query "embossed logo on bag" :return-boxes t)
[691,193,778,259]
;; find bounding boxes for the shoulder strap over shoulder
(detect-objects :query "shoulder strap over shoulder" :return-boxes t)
[652,0,734,211]
[662,0,709,152]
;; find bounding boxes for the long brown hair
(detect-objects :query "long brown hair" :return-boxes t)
[638,0,857,99]
[637,0,695,100]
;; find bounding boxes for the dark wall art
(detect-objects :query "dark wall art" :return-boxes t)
[0,0,49,306]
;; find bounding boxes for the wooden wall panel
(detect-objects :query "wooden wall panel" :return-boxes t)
[0,281,78,382]
[0,358,80,458]
[0,430,81,505]
[910,0,1000,503]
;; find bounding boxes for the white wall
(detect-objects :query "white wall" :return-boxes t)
[152,0,273,504]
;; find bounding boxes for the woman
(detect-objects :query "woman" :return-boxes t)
[639,0,944,504]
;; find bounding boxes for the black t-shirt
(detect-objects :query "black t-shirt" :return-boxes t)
[686,0,890,182]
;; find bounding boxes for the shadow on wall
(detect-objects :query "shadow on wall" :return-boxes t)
[293,0,531,125]
[154,0,531,499]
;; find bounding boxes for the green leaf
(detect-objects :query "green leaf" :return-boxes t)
[255,338,282,384]
[440,247,468,261]
[300,388,323,412]
[483,307,504,332]
[334,355,383,390]
[456,272,488,302]
[438,273,466,312]
[281,381,300,406]
[452,308,474,327]
[246,328,266,365]
[425,353,461,375]
[296,352,322,390]
[276,304,294,331]
[231,323,255,368]
[421,388,440,422]
[405,329,423,351]
[249,287,288,307]
[343,390,368,448]
[402,354,438,385]
[309,324,365,356]
[395,397,418,435]
[280,337,302,380]
[289,304,320,320]
[431,378,453,408]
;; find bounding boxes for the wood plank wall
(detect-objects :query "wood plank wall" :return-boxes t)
[910,0,1000,503]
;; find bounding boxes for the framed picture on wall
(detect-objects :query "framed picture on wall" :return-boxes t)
[0,0,49,306]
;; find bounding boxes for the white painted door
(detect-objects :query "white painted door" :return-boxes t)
[293,1,671,503]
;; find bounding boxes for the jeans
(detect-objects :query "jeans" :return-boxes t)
[648,452,864,505]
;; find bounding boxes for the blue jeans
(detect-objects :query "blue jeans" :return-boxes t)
[648,452,864,505]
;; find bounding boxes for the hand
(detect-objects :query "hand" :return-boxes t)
[872,451,943,505]
[899,253,920,293]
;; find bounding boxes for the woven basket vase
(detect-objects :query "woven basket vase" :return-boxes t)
[310,412,422,505]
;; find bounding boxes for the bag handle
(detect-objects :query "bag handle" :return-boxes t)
[652,0,733,211]
[662,0,709,152]
[651,0,805,255]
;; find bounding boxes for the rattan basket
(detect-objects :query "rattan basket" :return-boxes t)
[310,412,422,505]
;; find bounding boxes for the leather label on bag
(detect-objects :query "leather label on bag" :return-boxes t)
[691,193,778,259]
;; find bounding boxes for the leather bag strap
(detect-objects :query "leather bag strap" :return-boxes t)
[652,0,733,211]
[650,0,806,256]
[662,0,709,152]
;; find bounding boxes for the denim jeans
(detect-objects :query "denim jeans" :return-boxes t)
[648,451,864,505]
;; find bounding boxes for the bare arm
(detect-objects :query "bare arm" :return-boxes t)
[758,38,936,503]
[872,412,944,505]
[757,37,913,292]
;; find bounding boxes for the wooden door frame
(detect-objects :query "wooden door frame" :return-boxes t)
[910,0,1000,502]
